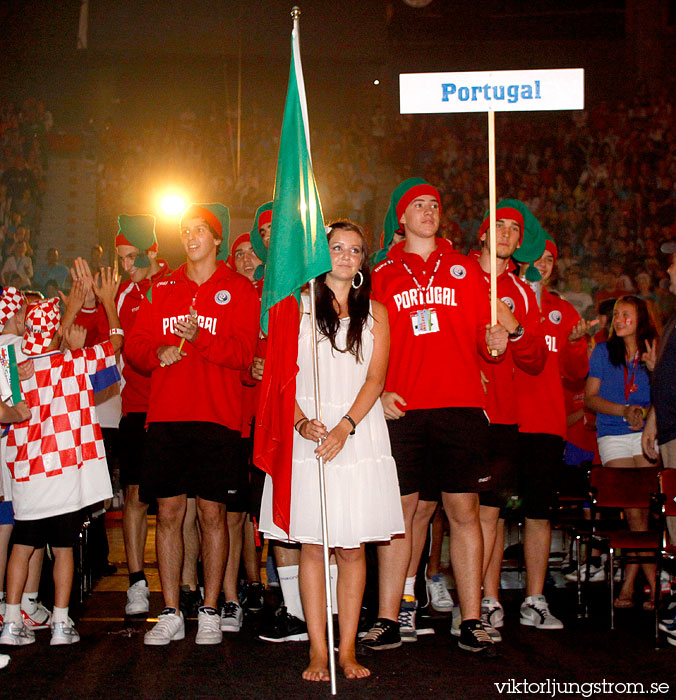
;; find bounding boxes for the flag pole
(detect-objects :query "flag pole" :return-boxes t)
[293,8,337,694]
[488,109,498,355]
[308,278,337,695]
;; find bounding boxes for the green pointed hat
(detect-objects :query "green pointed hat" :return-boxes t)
[508,200,547,282]
[250,201,273,264]
[115,214,157,269]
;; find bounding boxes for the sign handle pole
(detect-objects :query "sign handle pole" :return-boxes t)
[488,110,498,354]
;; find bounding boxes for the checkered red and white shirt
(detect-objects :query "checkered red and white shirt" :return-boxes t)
[3,341,116,520]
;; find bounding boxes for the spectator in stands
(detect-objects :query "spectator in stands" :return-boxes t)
[1,241,33,289]
[563,268,594,316]
[34,247,69,295]
[90,245,104,271]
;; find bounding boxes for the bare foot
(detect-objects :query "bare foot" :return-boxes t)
[340,653,371,680]
[302,651,330,682]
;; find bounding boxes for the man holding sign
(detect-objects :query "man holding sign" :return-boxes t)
[126,203,259,646]
[362,178,508,655]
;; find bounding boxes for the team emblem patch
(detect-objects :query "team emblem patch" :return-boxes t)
[549,310,562,325]
[215,290,231,305]
[501,296,515,312]
[450,265,466,279]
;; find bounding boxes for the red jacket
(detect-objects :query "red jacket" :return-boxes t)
[371,239,497,411]
[470,251,547,425]
[563,375,598,454]
[75,260,171,415]
[515,287,589,438]
[125,261,259,431]
[239,278,266,438]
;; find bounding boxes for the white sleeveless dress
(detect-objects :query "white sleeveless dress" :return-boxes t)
[259,297,404,549]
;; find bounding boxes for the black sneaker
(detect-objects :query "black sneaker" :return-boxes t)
[458,619,496,655]
[358,618,402,651]
[179,586,203,620]
[243,582,265,613]
[258,606,309,642]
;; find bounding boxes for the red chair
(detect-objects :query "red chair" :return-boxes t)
[655,468,676,646]
[587,466,661,629]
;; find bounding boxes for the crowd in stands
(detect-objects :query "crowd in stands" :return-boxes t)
[95,87,676,325]
[0,99,52,295]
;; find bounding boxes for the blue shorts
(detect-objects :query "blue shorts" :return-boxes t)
[0,500,15,525]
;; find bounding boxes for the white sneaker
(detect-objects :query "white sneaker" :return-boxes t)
[520,595,564,630]
[50,618,80,645]
[480,598,504,642]
[426,575,454,612]
[195,606,222,645]
[125,580,150,616]
[220,601,243,632]
[144,609,185,646]
[0,621,35,646]
[481,597,504,628]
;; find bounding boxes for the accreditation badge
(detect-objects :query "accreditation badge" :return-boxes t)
[410,308,440,336]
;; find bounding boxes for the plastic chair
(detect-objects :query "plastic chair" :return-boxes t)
[587,466,661,629]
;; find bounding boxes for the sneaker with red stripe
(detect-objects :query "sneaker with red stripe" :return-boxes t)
[21,603,51,630]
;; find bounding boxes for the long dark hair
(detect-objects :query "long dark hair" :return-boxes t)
[606,295,658,367]
[315,220,371,362]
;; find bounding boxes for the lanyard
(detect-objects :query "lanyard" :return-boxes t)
[623,352,639,403]
[400,253,443,292]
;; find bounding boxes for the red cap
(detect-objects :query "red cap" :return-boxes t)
[544,238,558,262]
[396,184,442,224]
[478,207,525,243]
[258,209,272,229]
[227,233,251,270]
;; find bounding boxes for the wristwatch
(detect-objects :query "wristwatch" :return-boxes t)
[508,324,525,340]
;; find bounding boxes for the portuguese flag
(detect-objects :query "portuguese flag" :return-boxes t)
[253,20,331,535]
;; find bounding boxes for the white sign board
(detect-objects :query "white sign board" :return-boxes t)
[400,68,584,114]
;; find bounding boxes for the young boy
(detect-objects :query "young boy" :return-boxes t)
[0,269,122,647]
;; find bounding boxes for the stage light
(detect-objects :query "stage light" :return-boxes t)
[373,79,380,85]
[160,193,186,216]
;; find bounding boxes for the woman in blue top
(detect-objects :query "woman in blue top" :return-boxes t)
[585,295,658,609]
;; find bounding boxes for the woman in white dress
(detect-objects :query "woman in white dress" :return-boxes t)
[260,220,403,681]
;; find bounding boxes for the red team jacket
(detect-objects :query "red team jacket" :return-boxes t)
[125,261,259,432]
[515,286,588,439]
[371,239,497,411]
[469,251,547,425]
[240,277,267,438]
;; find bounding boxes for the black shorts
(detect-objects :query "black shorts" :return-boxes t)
[518,432,564,520]
[12,510,84,548]
[118,412,148,488]
[388,407,491,498]
[141,421,243,504]
[226,436,253,513]
[479,423,521,512]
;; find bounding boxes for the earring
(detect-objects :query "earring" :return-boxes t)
[352,271,363,290]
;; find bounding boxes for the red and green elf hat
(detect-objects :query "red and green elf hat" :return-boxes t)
[505,201,547,282]
[115,214,158,269]
[180,203,230,242]
[250,201,273,264]
[372,178,442,264]
[478,199,526,244]
[221,232,252,270]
